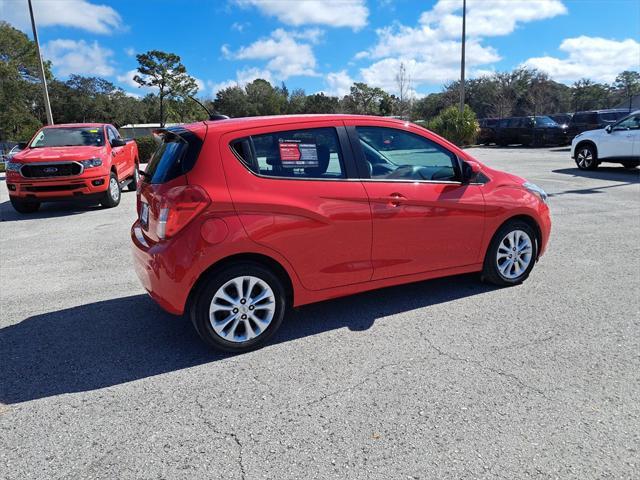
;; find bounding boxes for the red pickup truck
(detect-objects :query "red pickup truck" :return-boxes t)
[5,123,140,213]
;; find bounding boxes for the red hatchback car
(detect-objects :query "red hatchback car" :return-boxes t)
[131,115,551,352]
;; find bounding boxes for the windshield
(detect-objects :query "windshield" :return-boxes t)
[535,116,558,127]
[30,127,105,148]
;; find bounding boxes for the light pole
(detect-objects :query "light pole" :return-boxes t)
[459,0,466,115]
[27,0,53,125]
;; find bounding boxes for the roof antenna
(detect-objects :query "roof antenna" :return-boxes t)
[188,95,230,121]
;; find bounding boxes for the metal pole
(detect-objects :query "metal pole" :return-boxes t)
[459,0,466,115]
[28,0,53,125]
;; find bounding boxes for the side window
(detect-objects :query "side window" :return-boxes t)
[107,127,117,143]
[573,113,588,124]
[231,127,345,180]
[356,126,458,181]
[614,115,640,130]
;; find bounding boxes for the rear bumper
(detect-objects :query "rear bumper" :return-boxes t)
[131,222,188,315]
[6,173,110,200]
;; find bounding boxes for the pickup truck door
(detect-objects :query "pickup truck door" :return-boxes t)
[106,126,128,178]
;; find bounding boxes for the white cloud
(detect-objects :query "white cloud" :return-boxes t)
[522,36,640,83]
[356,0,566,93]
[117,69,144,90]
[227,29,319,79]
[326,70,353,97]
[208,67,275,96]
[420,0,567,38]
[125,47,136,57]
[2,0,123,34]
[234,0,368,30]
[42,39,115,77]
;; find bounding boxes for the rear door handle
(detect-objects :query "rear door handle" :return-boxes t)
[381,192,406,207]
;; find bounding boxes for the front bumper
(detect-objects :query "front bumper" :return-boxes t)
[6,172,110,200]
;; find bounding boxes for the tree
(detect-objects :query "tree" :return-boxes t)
[342,82,387,115]
[245,79,287,116]
[133,50,198,126]
[213,85,249,117]
[303,93,339,113]
[571,79,610,112]
[395,62,412,118]
[614,71,640,110]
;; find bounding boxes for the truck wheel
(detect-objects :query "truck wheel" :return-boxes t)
[101,171,121,208]
[127,165,139,192]
[190,262,287,352]
[10,197,40,214]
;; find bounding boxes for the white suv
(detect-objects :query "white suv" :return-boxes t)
[571,110,640,170]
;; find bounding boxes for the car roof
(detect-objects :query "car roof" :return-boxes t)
[198,114,410,133]
[41,123,109,128]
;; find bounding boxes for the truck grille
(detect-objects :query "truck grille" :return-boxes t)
[21,162,82,178]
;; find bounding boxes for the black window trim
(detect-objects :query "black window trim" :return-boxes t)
[228,124,359,182]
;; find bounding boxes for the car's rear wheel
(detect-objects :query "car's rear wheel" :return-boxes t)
[101,171,121,208]
[575,144,598,170]
[9,196,40,214]
[482,221,538,286]
[191,262,286,352]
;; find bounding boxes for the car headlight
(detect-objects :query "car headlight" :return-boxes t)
[523,181,548,204]
[5,161,22,172]
[80,158,103,168]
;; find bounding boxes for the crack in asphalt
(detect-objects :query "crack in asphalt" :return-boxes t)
[194,396,246,480]
[422,336,550,400]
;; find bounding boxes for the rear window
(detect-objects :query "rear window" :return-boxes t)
[145,128,203,184]
[573,113,597,124]
[231,127,345,180]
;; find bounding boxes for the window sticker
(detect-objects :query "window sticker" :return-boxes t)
[278,138,319,168]
[88,129,99,133]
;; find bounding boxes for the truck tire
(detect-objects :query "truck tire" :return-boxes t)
[101,171,121,208]
[10,197,40,214]
[127,164,139,192]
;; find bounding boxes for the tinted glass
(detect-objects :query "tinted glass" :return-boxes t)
[231,127,344,179]
[507,118,521,127]
[600,112,628,122]
[30,127,105,147]
[535,116,557,126]
[145,128,202,184]
[356,126,457,181]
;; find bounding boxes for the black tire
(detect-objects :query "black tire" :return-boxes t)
[9,196,40,214]
[101,171,121,208]
[190,262,287,352]
[127,164,139,192]
[622,163,639,170]
[575,143,598,170]
[482,220,538,286]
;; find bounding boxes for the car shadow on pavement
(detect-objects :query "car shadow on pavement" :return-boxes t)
[0,191,137,222]
[0,274,495,404]
[549,167,639,197]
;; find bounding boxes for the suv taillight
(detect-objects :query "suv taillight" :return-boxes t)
[156,185,210,239]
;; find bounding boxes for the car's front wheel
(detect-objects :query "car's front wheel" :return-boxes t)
[10,197,40,214]
[575,144,598,170]
[482,221,538,286]
[190,262,287,352]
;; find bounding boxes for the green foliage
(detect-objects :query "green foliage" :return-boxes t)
[134,136,159,163]
[427,105,479,146]
[134,50,198,126]
[341,82,389,115]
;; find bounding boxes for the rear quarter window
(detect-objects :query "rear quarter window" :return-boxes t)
[145,128,203,184]
[231,127,345,180]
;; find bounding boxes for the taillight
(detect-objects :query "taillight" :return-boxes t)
[156,185,210,239]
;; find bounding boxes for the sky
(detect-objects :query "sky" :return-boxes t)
[2,0,639,99]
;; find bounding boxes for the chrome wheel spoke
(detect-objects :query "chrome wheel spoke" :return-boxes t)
[496,229,533,280]
[209,275,276,343]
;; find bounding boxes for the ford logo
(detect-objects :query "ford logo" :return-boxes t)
[43,167,58,173]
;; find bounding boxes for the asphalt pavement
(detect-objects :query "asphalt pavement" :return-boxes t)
[1,146,638,479]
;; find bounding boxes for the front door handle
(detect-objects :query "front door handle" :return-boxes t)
[381,192,406,207]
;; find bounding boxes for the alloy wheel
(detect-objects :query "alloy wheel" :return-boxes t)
[109,177,120,201]
[496,229,533,280]
[576,148,594,169]
[209,276,276,343]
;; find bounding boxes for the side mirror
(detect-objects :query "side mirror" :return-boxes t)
[17,142,28,150]
[605,125,612,134]
[460,160,479,184]
[111,138,126,147]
